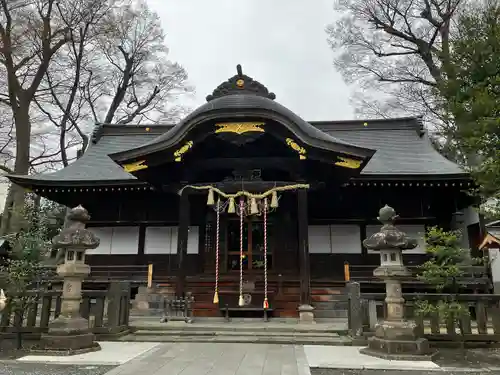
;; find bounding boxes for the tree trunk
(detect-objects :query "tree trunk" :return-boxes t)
[5,105,32,236]
[0,184,15,236]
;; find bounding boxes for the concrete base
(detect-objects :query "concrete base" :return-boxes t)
[132,286,152,312]
[40,315,99,354]
[40,332,99,354]
[31,342,101,356]
[361,338,435,361]
[361,319,434,360]
[298,304,315,323]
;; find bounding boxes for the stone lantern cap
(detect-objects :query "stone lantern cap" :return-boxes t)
[363,205,418,252]
[52,205,99,250]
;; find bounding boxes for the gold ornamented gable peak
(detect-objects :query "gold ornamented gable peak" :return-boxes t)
[214,122,265,135]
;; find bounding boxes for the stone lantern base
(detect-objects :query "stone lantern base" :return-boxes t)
[298,304,315,323]
[40,316,100,355]
[360,320,435,360]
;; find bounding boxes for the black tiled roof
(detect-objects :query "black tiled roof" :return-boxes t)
[11,117,465,185]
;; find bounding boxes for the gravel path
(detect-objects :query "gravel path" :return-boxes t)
[311,370,494,375]
[0,363,115,375]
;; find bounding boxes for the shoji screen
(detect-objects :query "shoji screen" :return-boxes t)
[144,226,199,254]
[144,227,174,254]
[87,227,139,255]
[330,225,362,254]
[110,227,140,255]
[187,226,199,254]
[308,225,331,253]
[87,227,112,255]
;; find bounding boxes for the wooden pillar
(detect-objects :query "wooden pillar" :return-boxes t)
[176,191,190,297]
[297,189,311,305]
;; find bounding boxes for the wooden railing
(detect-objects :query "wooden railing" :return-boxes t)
[0,281,131,339]
[347,282,500,345]
[345,263,491,290]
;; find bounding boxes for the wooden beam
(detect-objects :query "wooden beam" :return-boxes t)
[192,157,300,172]
[176,192,190,297]
[297,189,311,305]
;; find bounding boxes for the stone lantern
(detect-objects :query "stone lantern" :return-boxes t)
[360,205,433,360]
[41,205,100,353]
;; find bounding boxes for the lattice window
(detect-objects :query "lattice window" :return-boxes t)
[204,221,214,253]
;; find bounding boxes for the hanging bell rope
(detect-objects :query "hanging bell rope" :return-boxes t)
[238,198,245,307]
[213,198,221,304]
[263,198,269,310]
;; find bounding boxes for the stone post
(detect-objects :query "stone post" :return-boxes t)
[360,205,434,360]
[41,205,100,354]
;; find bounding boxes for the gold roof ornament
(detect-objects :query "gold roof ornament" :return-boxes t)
[285,138,307,160]
[174,140,194,162]
[215,122,265,135]
[335,157,362,169]
[123,160,148,173]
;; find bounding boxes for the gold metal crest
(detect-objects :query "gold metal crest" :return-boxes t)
[215,122,265,135]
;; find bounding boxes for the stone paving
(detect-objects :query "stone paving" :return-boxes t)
[9,342,500,375]
[102,343,311,375]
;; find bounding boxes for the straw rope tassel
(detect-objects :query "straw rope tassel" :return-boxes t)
[263,198,269,309]
[213,198,221,304]
[238,198,245,307]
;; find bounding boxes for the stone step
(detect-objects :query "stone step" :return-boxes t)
[119,334,352,345]
[130,329,341,338]
[129,322,348,334]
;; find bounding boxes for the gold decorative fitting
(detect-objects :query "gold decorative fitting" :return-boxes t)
[335,157,362,169]
[285,138,307,159]
[174,140,194,162]
[236,79,245,87]
[123,160,148,173]
[215,122,265,135]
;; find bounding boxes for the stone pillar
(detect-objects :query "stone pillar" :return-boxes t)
[360,205,434,360]
[41,205,100,354]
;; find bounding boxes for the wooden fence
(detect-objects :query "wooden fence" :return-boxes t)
[0,281,131,340]
[347,282,500,345]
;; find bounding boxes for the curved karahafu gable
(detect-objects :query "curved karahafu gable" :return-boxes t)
[109,65,375,173]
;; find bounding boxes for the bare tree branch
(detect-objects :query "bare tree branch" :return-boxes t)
[327,0,464,129]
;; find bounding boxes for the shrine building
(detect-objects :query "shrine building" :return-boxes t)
[7,65,480,317]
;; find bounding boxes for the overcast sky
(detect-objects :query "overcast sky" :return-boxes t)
[146,0,353,121]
